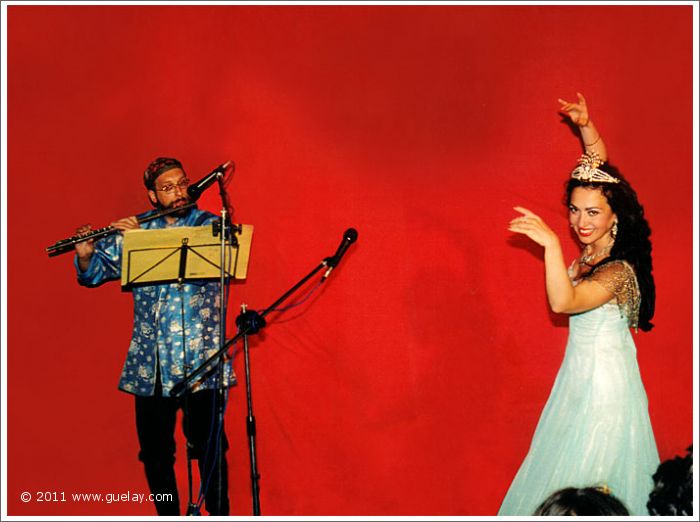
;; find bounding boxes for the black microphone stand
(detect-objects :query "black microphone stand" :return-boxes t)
[171,251,347,515]
[184,172,237,516]
[171,254,334,396]
[235,303,264,515]
[210,174,235,515]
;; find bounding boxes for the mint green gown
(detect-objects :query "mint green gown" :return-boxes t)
[498,260,659,516]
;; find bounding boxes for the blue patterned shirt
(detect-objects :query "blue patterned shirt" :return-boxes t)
[75,208,236,396]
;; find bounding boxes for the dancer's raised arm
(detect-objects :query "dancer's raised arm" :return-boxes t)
[558,92,608,161]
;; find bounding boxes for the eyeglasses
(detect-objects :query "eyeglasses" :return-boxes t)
[156,178,190,194]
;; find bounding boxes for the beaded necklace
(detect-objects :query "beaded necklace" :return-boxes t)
[579,244,612,266]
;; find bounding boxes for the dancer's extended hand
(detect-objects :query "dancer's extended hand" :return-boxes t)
[558,92,590,127]
[508,206,559,248]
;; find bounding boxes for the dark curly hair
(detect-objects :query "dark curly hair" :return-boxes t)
[533,487,630,516]
[565,163,655,331]
[647,445,693,515]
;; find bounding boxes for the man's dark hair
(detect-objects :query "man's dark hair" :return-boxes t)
[144,157,184,190]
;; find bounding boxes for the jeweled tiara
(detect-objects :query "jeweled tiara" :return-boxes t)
[571,152,620,184]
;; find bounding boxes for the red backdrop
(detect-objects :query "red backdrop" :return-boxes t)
[5,4,695,516]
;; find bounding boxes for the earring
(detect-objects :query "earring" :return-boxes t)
[611,221,618,239]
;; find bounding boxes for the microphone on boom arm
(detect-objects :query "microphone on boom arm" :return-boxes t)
[321,228,358,282]
[187,161,234,201]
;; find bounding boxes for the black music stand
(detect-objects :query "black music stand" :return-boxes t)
[121,224,253,514]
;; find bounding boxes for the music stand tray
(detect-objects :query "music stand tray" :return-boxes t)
[120,224,253,289]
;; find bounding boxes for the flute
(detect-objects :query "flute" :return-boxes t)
[45,203,197,257]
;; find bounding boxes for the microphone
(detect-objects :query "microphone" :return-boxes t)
[322,228,358,281]
[186,160,234,201]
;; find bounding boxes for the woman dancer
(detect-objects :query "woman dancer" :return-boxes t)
[499,93,659,515]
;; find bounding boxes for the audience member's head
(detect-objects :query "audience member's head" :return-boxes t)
[647,445,693,516]
[533,486,630,516]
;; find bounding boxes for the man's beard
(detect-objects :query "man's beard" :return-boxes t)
[158,196,193,218]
